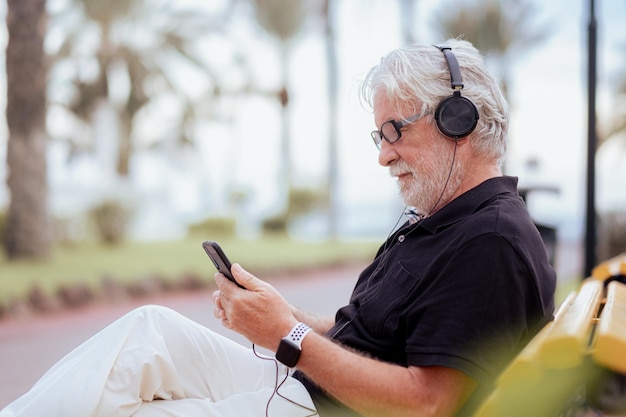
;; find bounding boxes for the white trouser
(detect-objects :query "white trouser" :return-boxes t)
[0,305,318,417]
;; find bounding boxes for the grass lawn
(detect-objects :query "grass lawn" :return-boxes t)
[0,236,380,304]
[0,234,586,311]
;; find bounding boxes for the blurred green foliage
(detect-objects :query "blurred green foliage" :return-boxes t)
[261,187,328,234]
[598,210,626,261]
[88,200,134,245]
[261,215,289,235]
[188,217,237,238]
[0,210,6,245]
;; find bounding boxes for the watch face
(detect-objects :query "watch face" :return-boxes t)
[276,339,301,368]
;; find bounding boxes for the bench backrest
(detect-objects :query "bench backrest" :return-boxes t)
[473,253,626,417]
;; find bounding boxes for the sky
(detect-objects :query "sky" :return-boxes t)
[0,0,625,243]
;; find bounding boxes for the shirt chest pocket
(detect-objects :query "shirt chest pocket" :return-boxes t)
[357,260,421,337]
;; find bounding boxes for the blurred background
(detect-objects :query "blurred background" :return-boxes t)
[0,0,625,315]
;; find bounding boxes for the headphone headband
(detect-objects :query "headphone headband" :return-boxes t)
[436,46,464,90]
[432,45,479,140]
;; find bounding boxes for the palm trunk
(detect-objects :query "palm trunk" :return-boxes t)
[324,0,339,239]
[278,43,291,212]
[116,110,133,177]
[4,0,51,259]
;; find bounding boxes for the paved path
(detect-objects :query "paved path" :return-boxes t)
[0,263,364,409]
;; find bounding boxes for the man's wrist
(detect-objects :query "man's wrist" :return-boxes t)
[275,322,312,367]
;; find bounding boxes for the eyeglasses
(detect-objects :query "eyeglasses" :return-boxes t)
[371,112,428,150]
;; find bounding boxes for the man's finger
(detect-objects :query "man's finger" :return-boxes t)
[212,290,222,306]
[231,263,264,290]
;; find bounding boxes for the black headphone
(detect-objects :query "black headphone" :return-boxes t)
[434,46,479,140]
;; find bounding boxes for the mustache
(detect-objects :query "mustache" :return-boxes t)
[389,161,414,177]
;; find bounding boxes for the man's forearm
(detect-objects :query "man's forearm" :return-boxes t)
[290,305,335,335]
[295,332,475,417]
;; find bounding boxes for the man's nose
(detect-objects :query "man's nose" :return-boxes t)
[378,140,398,167]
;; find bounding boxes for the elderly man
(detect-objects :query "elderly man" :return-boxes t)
[1,39,555,417]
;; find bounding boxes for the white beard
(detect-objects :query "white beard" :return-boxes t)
[391,153,463,215]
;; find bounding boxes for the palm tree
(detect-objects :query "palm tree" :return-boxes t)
[4,0,52,259]
[435,0,550,101]
[251,0,307,211]
[47,0,236,177]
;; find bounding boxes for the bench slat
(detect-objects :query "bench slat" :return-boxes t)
[538,280,603,369]
[592,281,626,373]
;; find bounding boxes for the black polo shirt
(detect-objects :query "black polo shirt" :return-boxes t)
[294,176,556,416]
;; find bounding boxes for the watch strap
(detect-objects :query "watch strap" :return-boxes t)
[284,322,312,349]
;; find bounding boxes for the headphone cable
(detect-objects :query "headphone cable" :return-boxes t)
[252,344,318,417]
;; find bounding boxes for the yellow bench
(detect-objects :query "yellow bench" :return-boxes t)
[473,253,626,417]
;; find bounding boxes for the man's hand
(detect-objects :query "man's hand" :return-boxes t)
[212,263,297,351]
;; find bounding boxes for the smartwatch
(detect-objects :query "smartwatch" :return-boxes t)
[275,322,312,367]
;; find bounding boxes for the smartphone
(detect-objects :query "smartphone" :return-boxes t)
[202,240,245,289]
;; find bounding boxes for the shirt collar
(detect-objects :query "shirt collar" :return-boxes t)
[418,176,520,234]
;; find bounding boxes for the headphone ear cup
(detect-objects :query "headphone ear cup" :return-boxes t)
[434,93,479,140]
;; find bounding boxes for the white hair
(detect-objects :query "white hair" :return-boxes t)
[361,39,509,167]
